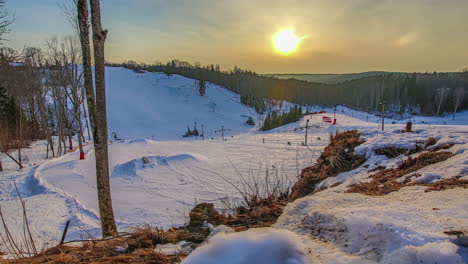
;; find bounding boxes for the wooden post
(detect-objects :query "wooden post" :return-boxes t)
[304,119,309,146]
[201,124,204,140]
[60,220,71,245]
[406,122,412,132]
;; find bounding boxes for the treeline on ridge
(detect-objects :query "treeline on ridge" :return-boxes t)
[110,60,468,117]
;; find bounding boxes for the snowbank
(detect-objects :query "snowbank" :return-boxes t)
[181,228,307,264]
[276,186,468,263]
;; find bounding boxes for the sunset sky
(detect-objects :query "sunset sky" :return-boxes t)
[5,0,468,73]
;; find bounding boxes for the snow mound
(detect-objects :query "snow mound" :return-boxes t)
[181,228,307,264]
[382,242,465,264]
[111,159,142,178]
[111,154,199,178]
[126,138,155,144]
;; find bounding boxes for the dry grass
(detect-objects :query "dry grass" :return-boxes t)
[431,143,455,152]
[3,245,185,264]
[221,199,286,229]
[290,130,366,199]
[215,159,294,229]
[373,137,448,160]
[424,177,468,192]
[347,151,454,195]
[424,137,437,147]
[374,147,408,158]
[3,226,191,264]
[125,226,169,253]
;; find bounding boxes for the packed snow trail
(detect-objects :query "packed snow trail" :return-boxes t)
[35,134,325,235]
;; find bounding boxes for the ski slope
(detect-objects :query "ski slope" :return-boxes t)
[105,67,257,140]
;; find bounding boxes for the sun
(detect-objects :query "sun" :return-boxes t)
[273,29,304,55]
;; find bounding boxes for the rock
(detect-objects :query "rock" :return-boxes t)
[444,230,464,236]
[189,203,220,227]
[142,156,150,164]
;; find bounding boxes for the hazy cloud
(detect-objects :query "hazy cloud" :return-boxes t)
[5,0,468,73]
[395,33,419,47]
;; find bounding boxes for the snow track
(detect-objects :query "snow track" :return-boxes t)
[33,135,324,236]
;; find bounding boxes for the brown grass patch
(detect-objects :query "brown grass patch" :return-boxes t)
[4,245,185,264]
[424,137,437,147]
[222,199,286,229]
[424,177,468,192]
[290,130,366,199]
[374,147,408,158]
[347,151,454,196]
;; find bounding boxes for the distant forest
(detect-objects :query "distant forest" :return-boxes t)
[263,72,391,84]
[108,60,468,116]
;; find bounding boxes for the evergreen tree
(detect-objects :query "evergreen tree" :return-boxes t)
[198,79,206,96]
[0,85,16,126]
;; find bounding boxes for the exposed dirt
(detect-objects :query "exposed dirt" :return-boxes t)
[347,151,454,196]
[290,130,366,199]
[424,177,468,192]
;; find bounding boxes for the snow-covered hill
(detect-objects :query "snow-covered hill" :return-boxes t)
[105,67,257,140]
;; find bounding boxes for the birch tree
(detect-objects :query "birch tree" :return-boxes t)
[77,0,117,237]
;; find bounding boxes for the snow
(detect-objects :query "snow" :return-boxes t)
[1,66,467,262]
[155,241,194,255]
[33,134,322,236]
[276,186,468,263]
[207,225,234,239]
[1,67,327,245]
[105,67,257,140]
[181,228,307,264]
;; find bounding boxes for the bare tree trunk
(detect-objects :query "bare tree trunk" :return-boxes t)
[4,152,22,168]
[453,87,464,120]
[17,108,23,169]
[436,87,445,117]
[68,125,73,151]
[82,96,91,141]
[38,96,55,158]
[79,0,117,237]
[77,0,96,134]
[75,106,84,154]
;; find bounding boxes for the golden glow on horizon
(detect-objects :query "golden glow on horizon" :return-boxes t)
[273,29,304,55]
